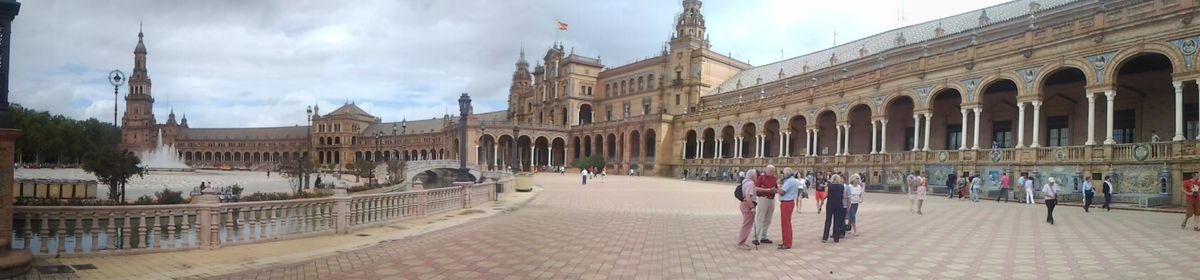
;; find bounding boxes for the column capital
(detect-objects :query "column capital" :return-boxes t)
[1085,91,1097,101]
[1173,80,1184,88]
[880,119,889,124]
[1017,102,1026,109]
[1104,90,1116,98]
[1031,100,1042,107]
[972,107,982,113]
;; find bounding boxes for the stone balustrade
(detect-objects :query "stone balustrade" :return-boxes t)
[10,173,514,257]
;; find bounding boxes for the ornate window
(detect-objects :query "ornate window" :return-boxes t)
[648,74,655,90]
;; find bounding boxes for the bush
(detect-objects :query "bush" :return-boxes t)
[572,155,605,172]
[154,188,187,205]
[239,191,331,202]
[134,195,156,205]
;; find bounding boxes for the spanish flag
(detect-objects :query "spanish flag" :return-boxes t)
[557,21,568,31]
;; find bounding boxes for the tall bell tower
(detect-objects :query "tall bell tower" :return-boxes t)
[121,26,156,151]
[665,0,710,115]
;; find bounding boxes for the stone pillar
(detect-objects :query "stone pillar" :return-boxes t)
[812,129,820,156]
[333,185,349,234]
[1016,102,1026,148]
[922,113,932,151]
[778,132,786,158]
[880,120,888,154]
[843,124,852,155]
[784,132,791,157]
[972,108,982,150]
[546,147,551,166]
[912,114,921,151]
[1086,92,1097,145]
[715,139,722,159]
[0,1,34,276]
[1104,90,1116,145]
[492,145,498,167]
[835,125,844,155]
[959,108,969,150]
[735,137,742,158]
[757,135,764,158]
[870,121,878,154]
[1030,101,1042,148]
[1174,81,1186,141]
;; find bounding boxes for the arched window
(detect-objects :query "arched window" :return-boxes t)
[620,81,626,95]
[638,77,645,91]
[605,84,611,97]
[648,74,655,90]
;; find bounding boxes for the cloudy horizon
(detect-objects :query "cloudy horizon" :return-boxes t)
[10,0,1009,129]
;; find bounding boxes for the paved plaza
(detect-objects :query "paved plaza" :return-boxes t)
[21,174,1200,279]
[209,174,1200,280]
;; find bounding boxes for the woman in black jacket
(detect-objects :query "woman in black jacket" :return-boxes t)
[822,174,849,243]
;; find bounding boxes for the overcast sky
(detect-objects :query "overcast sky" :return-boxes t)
[10,0,1009,128]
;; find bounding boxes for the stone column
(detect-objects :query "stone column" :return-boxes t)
[922,113,932,151]
[870,120,878,154]
[697,140,704,159]
[880,120,889,154]
[779,131,786,157]
[546,147,551,166]
[493,145,498,167]
[758,135,765,158]
[1016,102,1026,148]
[844,124,852,155]
[1104,90,1116,145]
[715,139,722,159]
[806,129,814,156]
[972,108,982,150]
[1085,92,1097,145]
[959,108,969,150]
[912,114,921,151]
[784,132,792,157]
[1030,101,1042,148]
[1196,79,1200,140]
[812,129,820,156]
[835,125,844,155]
[1174,81,1185,141]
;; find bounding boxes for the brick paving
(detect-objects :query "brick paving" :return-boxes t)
[199,174,1200,280]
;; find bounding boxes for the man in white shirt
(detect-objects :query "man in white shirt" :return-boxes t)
[1043,177,1061,225]
[1082,177,1095,212]
[1023,176,1036,204]
[581,169,589,186]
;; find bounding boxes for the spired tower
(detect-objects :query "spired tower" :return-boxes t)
[664,0,711,115]
[121,28,157,151]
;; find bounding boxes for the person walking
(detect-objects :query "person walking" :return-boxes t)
[796,174,808,214]
[1017,175,1027,202]
[1043,177,1062,225]
[906,173,918,213]
[736,169,758,250]
[683,169,689,181]
[1024,176,1036,204]
[848,174,865,236]
[752,165,780,245]
[1082,176,1095,212]
[581,168,589,186]
[916,175,928,215]
[969,173,982,202]
[1102,176,1114,211]
[957,173,968,200]
[946,171,958,199]
[776,168,801,249]
[1181,173,1199,231]
[822,174,849,243]
[996,172,1011,203]
[815,172,828,214]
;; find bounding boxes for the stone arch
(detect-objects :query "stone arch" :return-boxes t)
[1103,43,1187,83]
[885,95,917,152]
[552,137,567,166]
[787,115,807,156]
[918,83,966,110]
[720,125,735,158]
[702,127,716,158]
[847,104,872,154]
[974,73,1024,104]
[739,122,757,158]
[644,129,657,165]
[1033,60,1095,92]
[684,129,698,159]
[881,93,918,114]
[578,104,594,125]
[763,118,781,157]
[1038,67,1089,146]
[928,88,964,150]
[816,110,838,155]
[606,133,617,161]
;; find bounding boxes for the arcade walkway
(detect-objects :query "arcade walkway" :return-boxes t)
[25,174,1200,279]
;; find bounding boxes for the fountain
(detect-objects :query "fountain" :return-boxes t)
[139,129,194,172]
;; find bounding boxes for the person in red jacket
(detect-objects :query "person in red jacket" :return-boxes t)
[1182,173,1200,231]
[752,165,779,245]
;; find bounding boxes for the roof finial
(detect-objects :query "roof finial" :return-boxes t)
[139,21,144,38]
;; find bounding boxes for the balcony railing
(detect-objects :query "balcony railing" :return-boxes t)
[11,174,513,256]
[676,141,1200,167]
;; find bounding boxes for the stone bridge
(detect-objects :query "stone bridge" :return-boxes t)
[403,160,483,189]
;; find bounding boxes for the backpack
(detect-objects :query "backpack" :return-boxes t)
[734,184,745,201]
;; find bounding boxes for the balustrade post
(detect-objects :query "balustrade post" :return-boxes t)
[413,179,427,217]
[333,185,350,234]
[192,188,221,249]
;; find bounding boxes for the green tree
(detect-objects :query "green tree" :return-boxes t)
[386,160,406,184]
[572,155,605,172]
[278,156,317,195]
[81,147,145,203]
[350,160,377,184]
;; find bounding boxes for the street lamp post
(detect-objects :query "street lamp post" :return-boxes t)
[108,70,125,144]
[374,131,382,185]
[479,124,486,170]
[511,125,520,174]
[304,105,312,190]
[455,93,474,183]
